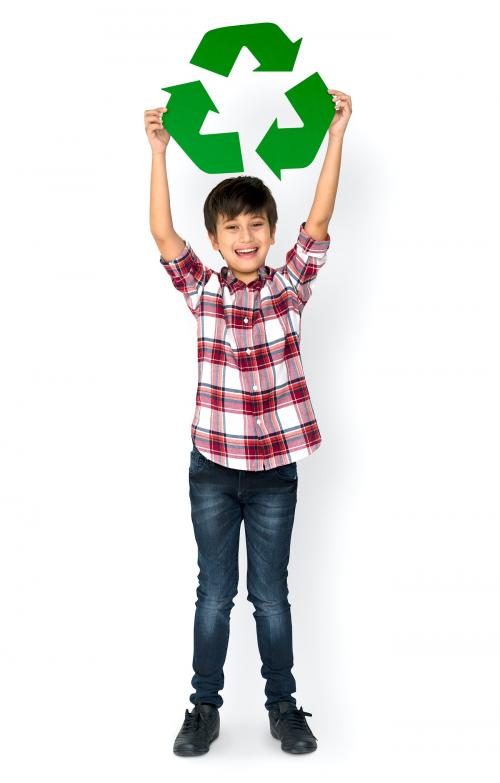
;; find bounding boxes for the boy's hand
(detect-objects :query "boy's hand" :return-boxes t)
[327,89,352,139]
[144,106,171,154]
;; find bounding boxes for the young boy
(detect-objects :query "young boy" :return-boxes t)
[144,88,351,756]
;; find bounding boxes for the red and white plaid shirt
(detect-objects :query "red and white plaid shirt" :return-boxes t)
[159,221,331,471]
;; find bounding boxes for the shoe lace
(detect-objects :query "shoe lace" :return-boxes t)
[280,705,313,731]
[180,706,209,735]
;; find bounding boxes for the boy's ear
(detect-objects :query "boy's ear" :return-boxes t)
[208,231,219,251]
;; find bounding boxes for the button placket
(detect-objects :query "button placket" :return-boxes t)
[245,290,265,465]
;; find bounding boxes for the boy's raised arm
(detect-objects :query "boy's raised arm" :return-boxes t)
[304,88,352,241]
[145,106,185,259]
[149,151,186,260]
[304,135,343,241]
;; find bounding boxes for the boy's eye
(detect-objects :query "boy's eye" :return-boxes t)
[227,223,263,229]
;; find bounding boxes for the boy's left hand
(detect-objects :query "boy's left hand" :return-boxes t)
[327,89,352,138]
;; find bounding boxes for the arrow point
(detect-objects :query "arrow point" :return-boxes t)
[253,36,302,73]
[255,124,283,179]
[286,38,302,70]
[206,95,220,114]
[161,83,188,96]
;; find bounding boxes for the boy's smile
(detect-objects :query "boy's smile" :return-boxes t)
[208,212,276,284]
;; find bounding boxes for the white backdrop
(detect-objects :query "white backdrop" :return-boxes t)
[1,1,499,780]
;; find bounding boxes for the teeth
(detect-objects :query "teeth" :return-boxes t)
[236,248,257,254]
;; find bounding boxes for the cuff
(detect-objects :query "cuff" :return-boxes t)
[159,241,191,265]
[297,221,331,252]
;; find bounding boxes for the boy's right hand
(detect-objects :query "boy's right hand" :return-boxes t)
[144,106,171,154]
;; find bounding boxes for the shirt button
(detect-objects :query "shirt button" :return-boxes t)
[246,348,251,354]
[244,317,248,323]
[253,384,257,390]
[256,419,261,425]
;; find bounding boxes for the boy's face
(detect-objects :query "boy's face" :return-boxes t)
[208,211,276,283]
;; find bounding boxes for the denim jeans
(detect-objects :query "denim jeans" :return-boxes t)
[188,443,299,711]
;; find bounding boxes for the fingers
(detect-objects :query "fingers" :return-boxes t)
[327,89,351,103]
[326,89,352,111]
[144,107,168,121]
[144,107,168,129]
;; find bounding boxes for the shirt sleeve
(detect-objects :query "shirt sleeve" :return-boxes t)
[159,241,213,317]
[279,221,331,309]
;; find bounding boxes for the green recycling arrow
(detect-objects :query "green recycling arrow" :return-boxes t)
[190,22,302,77]
[255,71,335,179]
[161,80,243,174]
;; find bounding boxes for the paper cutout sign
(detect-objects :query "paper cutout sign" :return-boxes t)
[161,22,335,180]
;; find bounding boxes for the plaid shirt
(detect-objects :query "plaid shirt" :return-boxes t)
[159,221,331,471]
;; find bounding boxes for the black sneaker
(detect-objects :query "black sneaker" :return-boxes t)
[173,702,220,756]
[269,701,318,753]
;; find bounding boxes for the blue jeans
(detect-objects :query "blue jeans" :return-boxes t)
[188,444,299,711]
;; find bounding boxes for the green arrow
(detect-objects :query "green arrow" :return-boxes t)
[161,80,243,174]
[255,72,335,180]
[190,23,302,77]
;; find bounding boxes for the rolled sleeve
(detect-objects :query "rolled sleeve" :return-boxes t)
[160,241,212,316]
[281,221,331,309]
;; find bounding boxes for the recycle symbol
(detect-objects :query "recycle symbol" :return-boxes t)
[161,23,336,180]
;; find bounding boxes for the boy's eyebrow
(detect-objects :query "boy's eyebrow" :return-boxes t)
[222,214,265,224]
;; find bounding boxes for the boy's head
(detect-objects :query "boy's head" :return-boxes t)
[204,176,277,281]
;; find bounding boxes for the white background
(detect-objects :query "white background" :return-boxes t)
[1,1,499,780]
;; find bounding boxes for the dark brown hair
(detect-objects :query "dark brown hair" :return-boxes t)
[203,176,278,241]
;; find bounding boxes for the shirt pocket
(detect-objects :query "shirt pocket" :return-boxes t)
[263,313,287,345]
[224,325,239,352]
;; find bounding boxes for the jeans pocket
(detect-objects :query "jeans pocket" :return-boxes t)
[189,446,210,475]
[274,461,298,481]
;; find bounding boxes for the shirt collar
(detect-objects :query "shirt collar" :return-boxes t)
[220,263,273,293]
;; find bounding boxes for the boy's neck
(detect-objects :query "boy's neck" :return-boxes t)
[227,265,260,284]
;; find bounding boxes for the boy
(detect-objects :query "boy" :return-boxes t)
[144,88,351,756]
